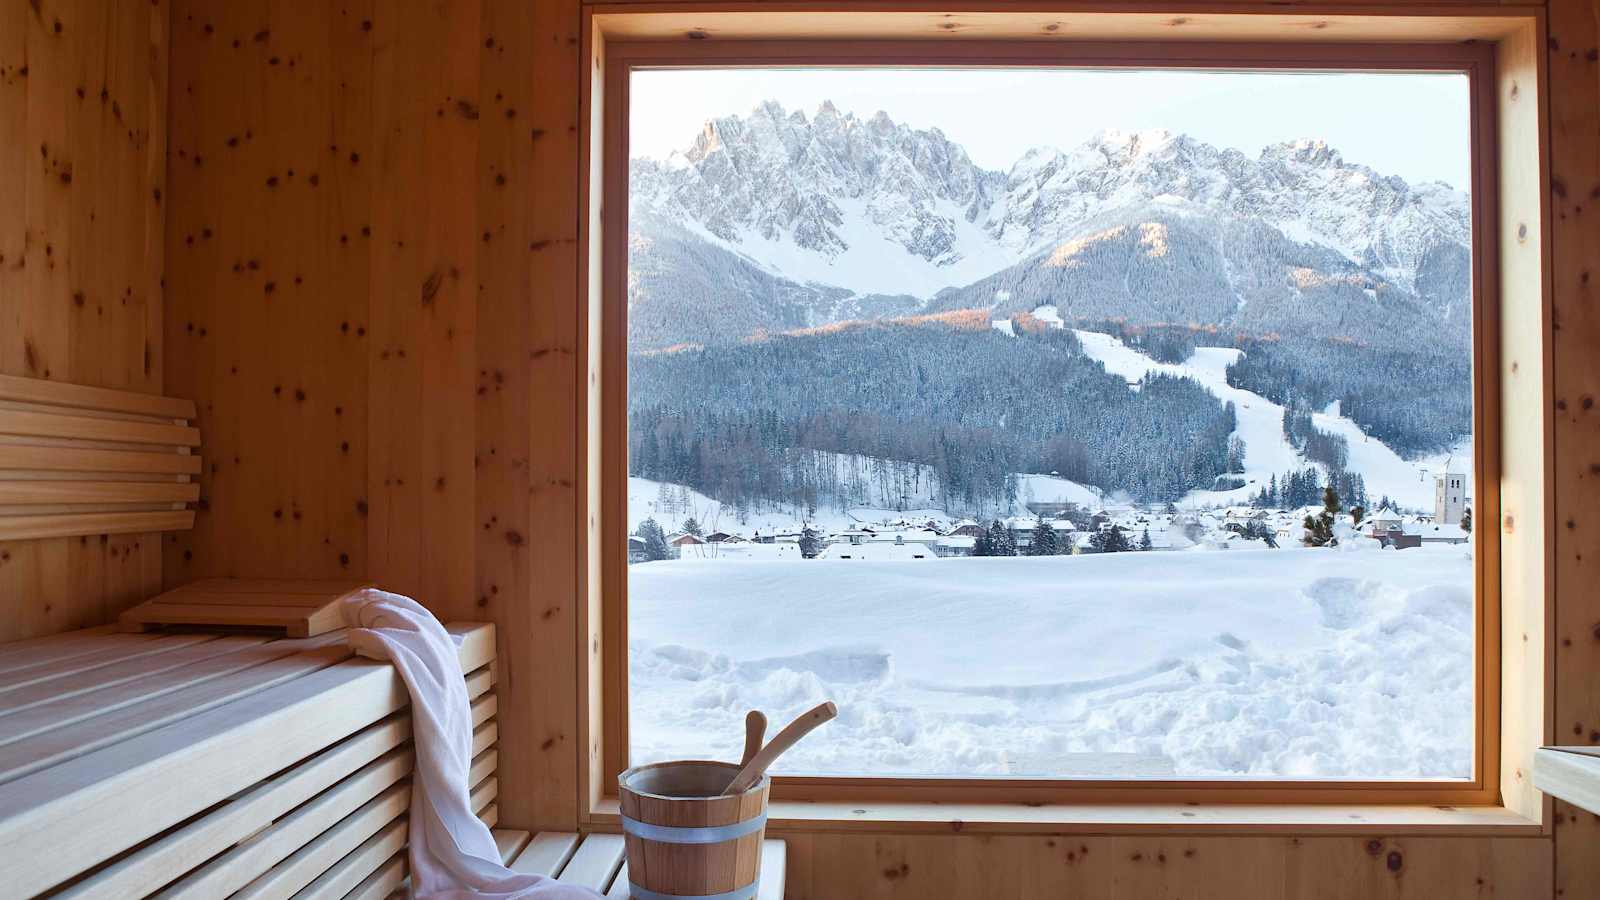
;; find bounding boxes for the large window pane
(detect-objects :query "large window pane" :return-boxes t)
[626,68,1475,779]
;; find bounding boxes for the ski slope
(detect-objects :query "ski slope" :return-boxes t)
[995,313,1462,510]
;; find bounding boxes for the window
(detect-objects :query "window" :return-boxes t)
[596,38,1501,804]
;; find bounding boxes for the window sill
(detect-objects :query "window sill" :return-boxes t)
[588,797,1543,836]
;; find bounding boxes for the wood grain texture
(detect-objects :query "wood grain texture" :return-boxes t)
[163,0,580,829]
[0,0,171,642]
[1547,0,1600,897]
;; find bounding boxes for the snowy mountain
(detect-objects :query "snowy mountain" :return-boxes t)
[628,103,1471,351]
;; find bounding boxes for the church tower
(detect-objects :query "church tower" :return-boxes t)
[1435,469,1466,527]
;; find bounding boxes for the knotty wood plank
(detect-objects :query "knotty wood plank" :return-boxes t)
[158,750,413,899]
[556,834,626,891]
[520,0,584,832]
[510,832,581,877]
[0,623,491,896]
[230,784,411,900]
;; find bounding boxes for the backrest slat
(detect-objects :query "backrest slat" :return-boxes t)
[0,377,201,541]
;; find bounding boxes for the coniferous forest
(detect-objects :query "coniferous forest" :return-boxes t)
[629,312,1238,513]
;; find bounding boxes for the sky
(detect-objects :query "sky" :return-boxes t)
[631,68,1471,190]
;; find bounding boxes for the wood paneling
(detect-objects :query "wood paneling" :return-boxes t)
[0,0,170,641]
[778,832,1552,899]
[1547,0,1600,896]
[164,0,580,830]
[155,0,1600,896]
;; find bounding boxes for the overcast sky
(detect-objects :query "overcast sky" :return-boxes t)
[631,68,1471,190]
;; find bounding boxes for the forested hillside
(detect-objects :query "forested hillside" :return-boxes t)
[629,312,1237,512]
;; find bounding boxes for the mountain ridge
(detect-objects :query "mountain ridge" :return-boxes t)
[628,100,1471,353]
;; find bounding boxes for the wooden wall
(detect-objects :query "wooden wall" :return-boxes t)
[1547,0,1600,897]
[162,0,581,830]
[160,0,1597,897]
[0,0,169,641]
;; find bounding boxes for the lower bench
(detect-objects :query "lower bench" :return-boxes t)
[0,619,498,898]
[349,831,787,899]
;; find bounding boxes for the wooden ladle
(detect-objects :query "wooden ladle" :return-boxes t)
[723,701,837,795]
[740,710,767,766]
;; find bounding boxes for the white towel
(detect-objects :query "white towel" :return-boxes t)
[343,589,602,899]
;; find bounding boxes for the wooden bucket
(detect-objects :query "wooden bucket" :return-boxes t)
[619,760,770,900]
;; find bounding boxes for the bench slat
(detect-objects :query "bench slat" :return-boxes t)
[56,717,414,900]
[0,633,212,692]
[0,636,335,749]
[0,636,352,783]
[494,829,532,865]
[0,625,123,668]
[557,834,626,891]
[0,444,202,476]
[338,852,406,900]
[0,374,196,420]
[232,784,411,900]
[0,635,263,717]
[291,818,409,900]
[0,623,493,896]
[510,832,581,878]
[155,750,413,899]
[0,481,200,505]
[0,408,200,447]
[0,509,194,541]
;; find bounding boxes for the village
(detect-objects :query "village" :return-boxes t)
[628,470,1472,563]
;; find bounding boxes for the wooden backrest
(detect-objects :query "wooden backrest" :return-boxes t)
[0,374,201,541]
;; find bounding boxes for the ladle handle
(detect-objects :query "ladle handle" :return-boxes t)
[724,701,837,795]
[740,710,767,767]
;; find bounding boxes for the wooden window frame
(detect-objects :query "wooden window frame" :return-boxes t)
[578,6,1551,832]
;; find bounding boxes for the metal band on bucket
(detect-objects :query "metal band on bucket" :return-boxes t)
[625,882,759,900]
[620,812,768,845]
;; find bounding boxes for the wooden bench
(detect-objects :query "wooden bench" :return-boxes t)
[0,374,201,541]
[348,830,786,899]
[0,616,498,898]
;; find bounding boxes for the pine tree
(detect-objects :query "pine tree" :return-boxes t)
[638,517,672,561]
[1302,485,1341,547]
[1460,508,1473,534]
[682,516,703,538]
[798,525,822,559]
[1028,519,1058,556]
[1139,527,1153,551]
[1090,524,1131,553]
[987,520,1016,557]
[971,527,994,557]
[1349,505,1365,527]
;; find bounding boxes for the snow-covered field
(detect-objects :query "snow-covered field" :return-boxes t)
[628,545,1474,779]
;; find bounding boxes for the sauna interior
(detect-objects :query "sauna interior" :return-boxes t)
[0,0,1596,897]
